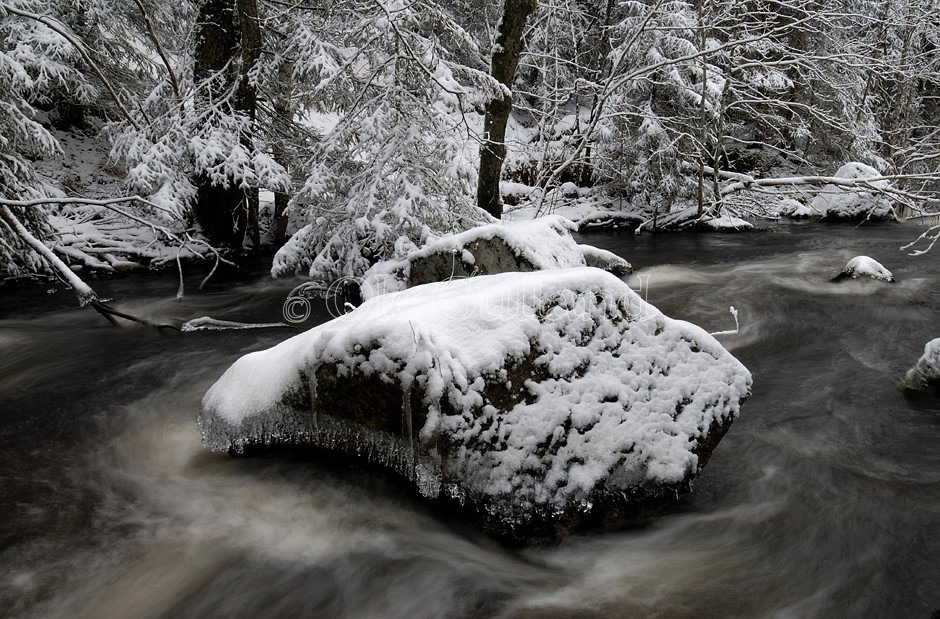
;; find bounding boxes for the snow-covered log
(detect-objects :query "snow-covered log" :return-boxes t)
[199,267,751,541]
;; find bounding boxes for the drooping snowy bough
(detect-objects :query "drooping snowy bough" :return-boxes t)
[199,268,751,541]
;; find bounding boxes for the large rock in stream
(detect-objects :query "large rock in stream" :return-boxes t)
[199,268,751,542]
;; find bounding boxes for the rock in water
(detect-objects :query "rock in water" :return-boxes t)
[199,268,751,541]
[579,244,633,275]
[809,162,897,221]
[832,256,895,283]
[904,338,940,392]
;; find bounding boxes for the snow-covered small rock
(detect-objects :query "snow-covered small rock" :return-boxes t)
[703,214,754,231]
[903,338,940,392]
[579,244,633,275]
[833,256,895,283]
[809,162,896,221]
[782,199,821,219]
[199,267,751,540]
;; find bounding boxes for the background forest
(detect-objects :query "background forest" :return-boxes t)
[1,0,938,289]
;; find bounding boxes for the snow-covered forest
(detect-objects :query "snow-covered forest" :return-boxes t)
[1,0,939,291]
[4,3,940,614]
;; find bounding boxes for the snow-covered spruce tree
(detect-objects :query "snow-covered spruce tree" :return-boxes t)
[848,0,940,186]
[507,0,606,195]
[505,0,723,215]
[0,1,92,275]
[593,1,707,213]
[271,0,498,283]
[105,0,289,249]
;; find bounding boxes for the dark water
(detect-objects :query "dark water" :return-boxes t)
[1,222,939,618]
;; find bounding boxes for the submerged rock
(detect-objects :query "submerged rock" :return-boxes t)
[832,256,895,283]
[903,338,940,392]
[199,268,751,542]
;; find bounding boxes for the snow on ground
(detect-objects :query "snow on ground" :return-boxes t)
[31,126,211,272]
[200,267,752,524]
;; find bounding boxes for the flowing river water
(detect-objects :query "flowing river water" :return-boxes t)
[1,222,939,618]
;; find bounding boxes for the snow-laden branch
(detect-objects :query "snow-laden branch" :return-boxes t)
[0,2,142,131]
[0,195,175,216]
[718,172,938,208]
[0,204,96,305]
[534,0,831,209]
[132,0,182,103]
[2,194,234,324]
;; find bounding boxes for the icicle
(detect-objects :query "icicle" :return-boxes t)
[309,371,319,439]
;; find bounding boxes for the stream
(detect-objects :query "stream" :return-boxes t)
[1,222,939,618]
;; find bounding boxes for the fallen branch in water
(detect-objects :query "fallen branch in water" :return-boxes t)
[1,201,209,329]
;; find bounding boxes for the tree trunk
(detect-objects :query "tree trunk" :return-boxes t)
[272,58,294,247]
[193,0,261,248]
[477,0,538,219]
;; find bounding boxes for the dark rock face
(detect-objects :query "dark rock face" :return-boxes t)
[408,236,539,287]
[199,269,751,543]
[362,217,632,301]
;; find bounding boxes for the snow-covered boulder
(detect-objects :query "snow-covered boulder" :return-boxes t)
[832,256,895,283]
[809,163,897,221]
[199,268,751,541]
[361,216,628,300]
[903,338,940,392]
